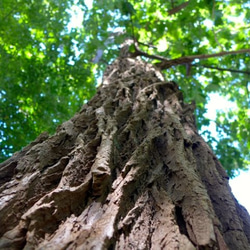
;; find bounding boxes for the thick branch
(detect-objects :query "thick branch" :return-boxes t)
[154,49,250,69]
[132,42,250,70]
[131,41,250,72]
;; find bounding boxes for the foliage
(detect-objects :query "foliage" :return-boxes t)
[0,0,249,177]
[0,0,96,160]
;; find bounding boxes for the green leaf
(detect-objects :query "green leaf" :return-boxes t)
[121,1,136,15]
[214,9,223,26]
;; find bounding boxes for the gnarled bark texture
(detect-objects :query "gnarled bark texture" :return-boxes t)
[0,57,250,249]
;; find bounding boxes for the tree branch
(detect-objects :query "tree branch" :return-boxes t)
[1,4,19,20]
[168,1,190,15]
[154,49,250,69]
[194,64,250,75]
[131,41,250,70]
[137,41,157,49]
[131,41,170,61]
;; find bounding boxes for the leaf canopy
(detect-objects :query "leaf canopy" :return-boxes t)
[0,0,249,177]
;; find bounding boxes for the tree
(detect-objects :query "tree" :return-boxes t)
[0,0,249,176]
[0,54,250,249]
[0,0,250,248]
[0,0,96,161]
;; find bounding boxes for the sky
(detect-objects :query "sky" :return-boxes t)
[206,94,250,213]
[69,2,250,214]
[230,170,250,212]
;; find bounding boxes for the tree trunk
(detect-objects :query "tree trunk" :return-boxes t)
[0,57,250,250]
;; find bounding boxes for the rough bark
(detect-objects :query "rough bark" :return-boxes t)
[0,57,250,249]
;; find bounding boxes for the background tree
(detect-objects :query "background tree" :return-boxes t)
[0,0,96,161]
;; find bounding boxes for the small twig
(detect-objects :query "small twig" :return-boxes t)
[1,4,19,20]
[194,64,250,75]
[131,41,170,61]
[246,82,249,100]
[170,0,175,9]
[186,63,192,76]
[137,41,158,49]
[212,28,224,51]
[211,1,224,50]
[168,1,190,15]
